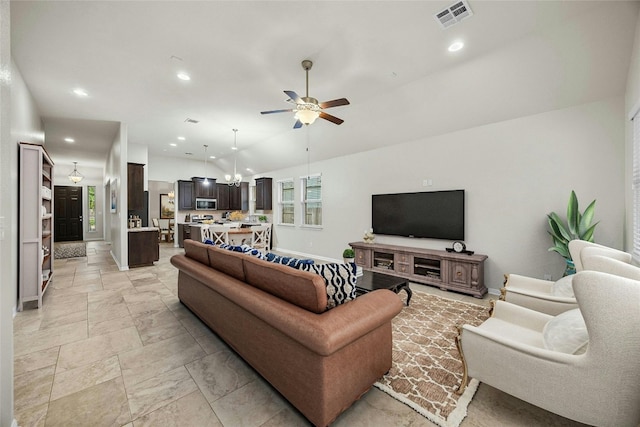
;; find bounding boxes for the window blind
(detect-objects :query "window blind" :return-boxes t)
[633,111,640,262]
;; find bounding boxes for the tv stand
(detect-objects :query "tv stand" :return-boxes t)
[349,242,488,298]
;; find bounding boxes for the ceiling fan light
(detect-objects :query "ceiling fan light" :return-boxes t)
[224,174,232,181]
[296,109,319,125]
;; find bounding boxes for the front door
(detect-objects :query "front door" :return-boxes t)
[54,186,83,242]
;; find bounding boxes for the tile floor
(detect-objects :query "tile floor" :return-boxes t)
[13,241,587,426]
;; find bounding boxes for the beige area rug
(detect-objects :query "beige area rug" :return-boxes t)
[374,291,491,427]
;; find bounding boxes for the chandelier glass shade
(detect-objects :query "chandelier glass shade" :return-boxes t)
[203,145,210,185]
[226,129,242,187]
[68,162,84,183]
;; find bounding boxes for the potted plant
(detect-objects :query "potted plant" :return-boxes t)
[547,190,598,275]
[342,248,355,264]
[258,215,268,223]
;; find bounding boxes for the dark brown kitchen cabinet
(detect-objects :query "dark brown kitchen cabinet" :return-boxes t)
[217,182,248,211]
[178,180,194,210]
[128,229,159,267]
[231,182,249,211]
[255,177,272,211]
[216,184,230,210]
[127,163,144,211]
[193,177,217,198]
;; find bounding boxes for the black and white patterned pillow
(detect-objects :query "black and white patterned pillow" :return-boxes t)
[299,263,357,309]
[265,252,315,268]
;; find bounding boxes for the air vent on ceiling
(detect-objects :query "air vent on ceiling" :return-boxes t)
[434,0,473,29]
[184,118,200,124]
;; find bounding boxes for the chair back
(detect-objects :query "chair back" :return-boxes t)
[202,225,229,245]
[568,240,631,271]
[251,225,269,249]
[152,218,159,228]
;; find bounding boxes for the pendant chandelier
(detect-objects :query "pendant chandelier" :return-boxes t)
[225,129,242,187]
[68,162,84,183]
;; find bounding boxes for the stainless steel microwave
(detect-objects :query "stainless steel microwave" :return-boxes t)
[195,198,217,210]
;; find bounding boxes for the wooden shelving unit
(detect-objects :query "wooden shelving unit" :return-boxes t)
[350,241,488,298]
[19,142,54,310]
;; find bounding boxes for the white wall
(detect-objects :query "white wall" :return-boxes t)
[266,96,625,292]
[148,180,174,223]
[147,153,227,182]
[625,10,640,254]
[1,6,45,421]
[105,124,128,269]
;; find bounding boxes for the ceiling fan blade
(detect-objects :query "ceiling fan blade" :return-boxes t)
[293,119,304,129]
[260,109,293,115]
[319,111,344,125]
[284,90,303,104]
[319,98,350,109]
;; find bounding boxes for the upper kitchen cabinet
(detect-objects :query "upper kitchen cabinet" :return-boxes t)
[216,183,230,210]
[178,180,195,210]
[255,177,272,211]
[193,177,217,198]
[127,163,145,211]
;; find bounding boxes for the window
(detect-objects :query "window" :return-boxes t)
[633,111,640,261]
[301,174,322,227]
[278,179,294,225]
[88,185,96,232]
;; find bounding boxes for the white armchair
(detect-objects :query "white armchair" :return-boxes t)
[568,239,631,271]
[501,240,632,315]
[458,271,640,427]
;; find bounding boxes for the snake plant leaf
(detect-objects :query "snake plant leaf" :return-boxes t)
[548,212,571,242]
[581,222,599,242]
[578,199,597,236]
[548,244,570,259]
[566,190,579,235]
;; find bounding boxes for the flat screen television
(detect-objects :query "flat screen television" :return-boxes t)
[371,189,464,240]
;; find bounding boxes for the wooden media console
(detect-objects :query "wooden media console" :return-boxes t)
[349,241,488,298]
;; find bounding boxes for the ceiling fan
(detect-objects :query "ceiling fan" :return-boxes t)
[261,60,350,129]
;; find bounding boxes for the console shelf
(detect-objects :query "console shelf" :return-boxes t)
[350,241,488,298]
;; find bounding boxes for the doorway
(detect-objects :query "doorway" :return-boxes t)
[54,186,83,242]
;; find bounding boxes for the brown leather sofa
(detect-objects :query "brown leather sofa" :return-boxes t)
[171,240,403,426]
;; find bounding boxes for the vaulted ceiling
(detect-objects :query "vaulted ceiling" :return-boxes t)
[10,1,640,174]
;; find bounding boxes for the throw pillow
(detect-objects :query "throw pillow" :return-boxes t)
[551,275,574,297]
[299,262,356,309]
[542,308,588,354]
[239,244,266,260]
[265,253,314,269]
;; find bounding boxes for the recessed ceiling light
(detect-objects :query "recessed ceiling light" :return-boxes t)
[448,41,464,52]
[177,72,191,81]
[231,146,238,151]
[209,155,216,159]
[177,136,186,141]
[246,168,254,173]
[170,143,177,147]
[64,137,75,143]
[73,88,88,97]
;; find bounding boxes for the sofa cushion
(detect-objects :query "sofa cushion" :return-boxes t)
[207,246,246,282]
[264,253,315,268]
[242,256,328,314]
[551,275,574,297]
[299,263,357,309]
[183,239,211,266]
[542,308,588,354]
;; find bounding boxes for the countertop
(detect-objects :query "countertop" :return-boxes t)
[127,227,160,232]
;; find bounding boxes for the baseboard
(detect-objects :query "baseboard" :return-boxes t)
[110,250,129,271]
[12,305,16,319]
[487,288,501,296]
[12,418,18,427]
